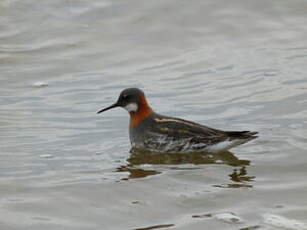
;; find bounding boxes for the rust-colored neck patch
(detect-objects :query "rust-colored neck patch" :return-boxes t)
[129,95,152,127]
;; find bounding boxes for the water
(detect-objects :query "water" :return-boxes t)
[1,0,307,229]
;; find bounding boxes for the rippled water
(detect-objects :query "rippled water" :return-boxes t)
[1,0,307,229]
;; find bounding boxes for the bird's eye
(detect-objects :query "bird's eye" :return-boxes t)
[123,94,131,100]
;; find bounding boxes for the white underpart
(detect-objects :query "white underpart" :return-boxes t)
[138,132,249,153]
[205,139,247,152]
[124,103,138,112]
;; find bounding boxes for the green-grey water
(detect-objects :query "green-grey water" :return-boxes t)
[1,0,307,229]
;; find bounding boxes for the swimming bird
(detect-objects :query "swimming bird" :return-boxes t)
[97,88,257,153]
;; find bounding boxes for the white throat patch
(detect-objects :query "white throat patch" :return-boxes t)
[124,103,138,112]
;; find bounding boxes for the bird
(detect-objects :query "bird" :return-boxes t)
[97,88,257,153]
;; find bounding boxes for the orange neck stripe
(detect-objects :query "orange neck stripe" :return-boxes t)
[129,95,152,127]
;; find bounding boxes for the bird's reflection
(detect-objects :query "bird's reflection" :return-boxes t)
[214,166,255,188]
[128,147,250,166]
[116,147,255,187]
[117,165,161,180]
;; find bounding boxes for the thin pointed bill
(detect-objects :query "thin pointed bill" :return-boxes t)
[97,102,119,114]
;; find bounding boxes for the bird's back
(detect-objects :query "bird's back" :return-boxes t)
[129,113,258,153]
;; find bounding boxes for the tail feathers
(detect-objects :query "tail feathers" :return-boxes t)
[226,131,258,140]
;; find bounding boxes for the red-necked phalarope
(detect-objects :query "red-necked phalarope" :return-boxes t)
[97,88,258,153]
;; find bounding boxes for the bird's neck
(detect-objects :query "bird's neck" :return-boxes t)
[129,96,153,127]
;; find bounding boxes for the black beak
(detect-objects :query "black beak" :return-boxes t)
[97,102,120,114]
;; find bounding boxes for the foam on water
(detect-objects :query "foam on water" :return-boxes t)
[263,214,307,230]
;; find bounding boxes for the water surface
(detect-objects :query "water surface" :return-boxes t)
[1,0,307,229]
